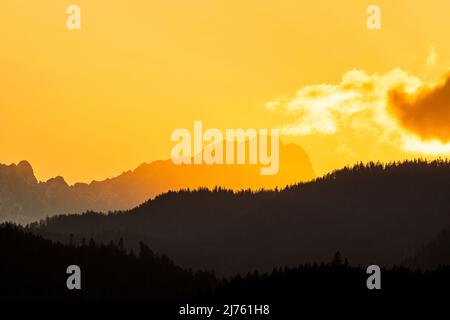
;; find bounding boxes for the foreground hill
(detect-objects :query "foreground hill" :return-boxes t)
[0,142,314,223]
[3,224,450,304]
[404,225,450,270]
[0,224,214,300]
[31,160,450,275]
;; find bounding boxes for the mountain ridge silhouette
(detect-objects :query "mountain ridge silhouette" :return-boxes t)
[31,159,450,276]
[0,142,314,223]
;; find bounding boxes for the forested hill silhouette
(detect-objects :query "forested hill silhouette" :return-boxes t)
[31,160,450,276]
[0,224,215,300]
[404,225,450,270]
[0,142,314,224]
[4,224,450,303]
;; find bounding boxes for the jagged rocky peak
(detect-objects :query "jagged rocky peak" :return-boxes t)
[15,160,38,185]
[45,176,69,188]
[17,160,33,171]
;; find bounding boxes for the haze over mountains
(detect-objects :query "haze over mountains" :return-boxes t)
[0,142,314,224]
[32,160,450,276]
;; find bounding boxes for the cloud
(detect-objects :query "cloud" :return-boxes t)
[265,68,450,155]
[265,69,421,136]
[389,72,450,142]
[264,100,281,112]
[426,46,438,71]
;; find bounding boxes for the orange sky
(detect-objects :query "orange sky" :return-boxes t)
[1,0,450,184]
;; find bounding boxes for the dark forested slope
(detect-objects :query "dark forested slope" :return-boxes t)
[31,160,450,275]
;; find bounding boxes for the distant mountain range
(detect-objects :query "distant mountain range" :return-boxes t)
[0,143,314,223]
[31,160,450,276]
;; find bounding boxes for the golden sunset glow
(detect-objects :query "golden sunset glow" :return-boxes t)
[2,0,450,184]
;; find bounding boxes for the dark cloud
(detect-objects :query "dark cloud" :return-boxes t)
[389,73,450,142]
